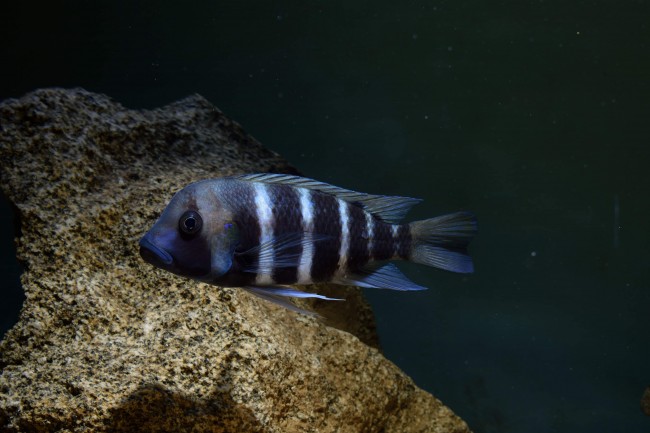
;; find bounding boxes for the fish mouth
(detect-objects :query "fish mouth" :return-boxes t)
[139,234,174,267]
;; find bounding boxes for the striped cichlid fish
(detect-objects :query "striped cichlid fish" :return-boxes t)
[139,174,477,314]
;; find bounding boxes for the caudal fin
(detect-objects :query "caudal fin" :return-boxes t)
[409,211,477,273]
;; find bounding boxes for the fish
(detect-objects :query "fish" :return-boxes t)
[139,173,477,314]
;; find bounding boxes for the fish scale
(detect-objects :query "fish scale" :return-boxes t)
[269,183,302,284]
[310,190,342,282]
[345,201,371,274]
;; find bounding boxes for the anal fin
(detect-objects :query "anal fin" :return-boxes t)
[335,263,427,291]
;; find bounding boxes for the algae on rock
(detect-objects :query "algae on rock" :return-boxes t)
[0,88,470,433]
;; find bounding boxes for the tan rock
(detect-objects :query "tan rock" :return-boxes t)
[0,88,470,432]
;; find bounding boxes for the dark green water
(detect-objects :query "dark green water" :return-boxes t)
[2,1,649,431]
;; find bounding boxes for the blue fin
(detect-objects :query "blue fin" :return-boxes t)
[238,232,330,272]
[243,286,343,317]
[235,173,421,223]
[411,246,474,273]
[335,263,427,291]
[409,211,477,273]
[245,286,342,300]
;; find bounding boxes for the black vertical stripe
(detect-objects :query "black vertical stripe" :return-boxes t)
[396,224,411,259]
[226,181,258,286]
[346,202,370,272]
[310,191,341,281]
[270,184,302,284]
[371,220,395,261]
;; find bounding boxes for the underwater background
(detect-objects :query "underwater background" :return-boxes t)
[1,1,648,432]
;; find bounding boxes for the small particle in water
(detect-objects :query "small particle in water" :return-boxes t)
[424,115,429,120]
[412,33,418,40]
[447,46,453,51]
[530,251,537,257]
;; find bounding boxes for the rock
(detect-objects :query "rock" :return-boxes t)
[642,387,650,416]
[0,88,470,433]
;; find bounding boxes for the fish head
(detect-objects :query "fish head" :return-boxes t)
[139,180,236,281]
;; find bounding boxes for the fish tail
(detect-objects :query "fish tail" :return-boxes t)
[408,211,477,273]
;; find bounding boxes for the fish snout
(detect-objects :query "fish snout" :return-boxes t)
[139,233,174,268]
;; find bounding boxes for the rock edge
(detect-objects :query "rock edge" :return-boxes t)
[0,88,470,433]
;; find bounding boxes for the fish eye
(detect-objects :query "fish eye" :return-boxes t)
[179,210,203,235]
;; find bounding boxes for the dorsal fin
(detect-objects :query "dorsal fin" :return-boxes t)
[234,173,421,223]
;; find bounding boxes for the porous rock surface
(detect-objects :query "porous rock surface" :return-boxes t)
[0,88,470,433]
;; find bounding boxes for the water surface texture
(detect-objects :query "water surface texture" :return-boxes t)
[2,1,649,432]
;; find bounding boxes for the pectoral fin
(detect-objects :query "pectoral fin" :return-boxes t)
[237,232,330,273]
